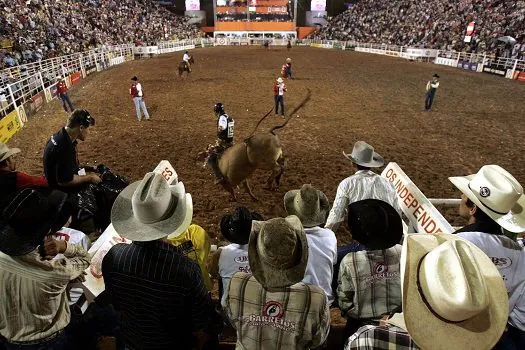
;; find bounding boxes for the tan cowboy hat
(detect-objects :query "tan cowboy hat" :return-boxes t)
[286,58,292,63]
[449,165,525,233]
[277,77,284,83]
[401,234,508,350]
[111,172,193,241]
[56,75,62,80]
[343,141,384,167]
[249,215,308,289]
[0,143,21,162]
[284,184,330,228]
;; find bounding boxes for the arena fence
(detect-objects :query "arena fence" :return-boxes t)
[1,37,523,142]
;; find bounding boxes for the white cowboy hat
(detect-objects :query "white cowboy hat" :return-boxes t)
[111,172,193,241]
[56,75,62,80]
[249,215,308,289]
[286,58,292,63]
[0,143,21,162]
[401,234,508,350]
[276,77,284,83]
[343,141,384,167]
[284,184,330,228]
[449,165,525,233]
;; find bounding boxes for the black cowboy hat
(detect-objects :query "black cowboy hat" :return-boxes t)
[220,207,263,245]
[0,189,71,256]
[347,199,402,250]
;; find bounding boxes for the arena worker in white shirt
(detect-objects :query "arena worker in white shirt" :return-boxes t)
[183,50,192,72]
[209,207,263,308]
[284,184,337,305]
[450,165,525,349]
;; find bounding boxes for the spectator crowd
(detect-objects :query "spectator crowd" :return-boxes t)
[0,0,200,68]
[1,109,524,350]
[314,0,525,58]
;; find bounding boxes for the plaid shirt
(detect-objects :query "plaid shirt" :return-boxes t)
[226,273,330,350]
[338,245,402,319]
[345,324,420,349]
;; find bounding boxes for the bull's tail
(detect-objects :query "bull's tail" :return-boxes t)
[244,107,274,141]
[269,88,311,135]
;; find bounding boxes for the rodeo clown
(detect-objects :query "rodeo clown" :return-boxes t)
[206,102,235,185]
[281,58,293,79]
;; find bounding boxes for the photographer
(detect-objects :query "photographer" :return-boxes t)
[43,109,101,192]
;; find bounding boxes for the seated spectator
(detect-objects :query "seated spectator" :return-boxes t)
[102,172,220,350]
[346,234,509,350]
[0,142,47,209]
[225,216,330,349]
[209,206,263,307]
[167,223,213,291]
[338,199,403,342]
[450,165,525,348]
[0,188,90,349]
[284,184,337,305]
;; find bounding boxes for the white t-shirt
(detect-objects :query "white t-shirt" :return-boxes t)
[218,115,228,130]
[52,227,90,305]
[457,231,525,331]
[218,243,250,307]
[302,226,337,305]
[135,82,143,97]
[183,53,190,62]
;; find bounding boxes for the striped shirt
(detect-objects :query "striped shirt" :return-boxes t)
[345,324,420,349]
[101,240,215,350]
[225,273,330,350]
[0,243,90,342]
[338,245,402,320]
[326,170,402,228]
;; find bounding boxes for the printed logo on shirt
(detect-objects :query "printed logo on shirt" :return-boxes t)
[234,255,251,273]
[490,257,512,269]
[234,255,249,263]
[364,262,399,286]
[247,301,296,332]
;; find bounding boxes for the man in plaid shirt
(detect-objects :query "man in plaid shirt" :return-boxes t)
[345,323,419,349]
[337,199,403,341]
[225,216,330,349]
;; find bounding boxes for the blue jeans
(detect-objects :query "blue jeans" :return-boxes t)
[274,95,284,115]
[5,331,68,350]
[133,97,150,121]
[425,91,435,110]
[59,93,74,112]
[494,324,525,350]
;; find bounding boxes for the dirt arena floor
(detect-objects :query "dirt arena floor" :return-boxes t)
[10,46,525,244]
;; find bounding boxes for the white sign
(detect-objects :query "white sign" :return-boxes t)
[311,0,326,11]
[185,0,200,11]
[381,163,454,235]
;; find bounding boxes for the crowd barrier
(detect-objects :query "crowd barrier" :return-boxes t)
[1,37,523,143]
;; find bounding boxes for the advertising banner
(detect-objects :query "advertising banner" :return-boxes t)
[0,109,22,143]
[381,163,454,234]
[186,0,200,11]
[482,65,507,77]
[311,0,326,11]
[70,71,81,85]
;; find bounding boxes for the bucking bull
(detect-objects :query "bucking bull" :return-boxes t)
[200,89,311,201]
[178,56,195,77]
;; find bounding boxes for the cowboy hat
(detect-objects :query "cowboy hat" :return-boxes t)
[56,75,62,80]
[449,165,525,233]
[0,189,70,256]
[111,172,193,241]
[347,199,402,250]
[220,207,263,245]
[401,234,508,350]
[249,215,308,289]
[276,77,284,83]
[284,184,330,228]
[0,142,21,162]
[343,141,385,167]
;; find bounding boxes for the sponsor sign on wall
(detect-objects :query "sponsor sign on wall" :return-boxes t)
[185,0,200,11]
[0,109,22,143]
[483,65,507,77]
[311,0,326,11]
[70,71,81,85]
[381,163,454,234]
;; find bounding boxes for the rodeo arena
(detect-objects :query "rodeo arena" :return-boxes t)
[1,0,525,349]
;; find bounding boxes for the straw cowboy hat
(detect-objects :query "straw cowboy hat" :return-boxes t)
[286,58,292,63]
[111,172,193,241]
[449,165,525,233]
[0,189,70,256]
[249,215,308,289]
[0,142,21,162]
[343,141,385,167]
[276,77,284,83]
[284,184,330,228]
[347,199,402,250]
[401,234,508,350]
[220,207,263,245]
